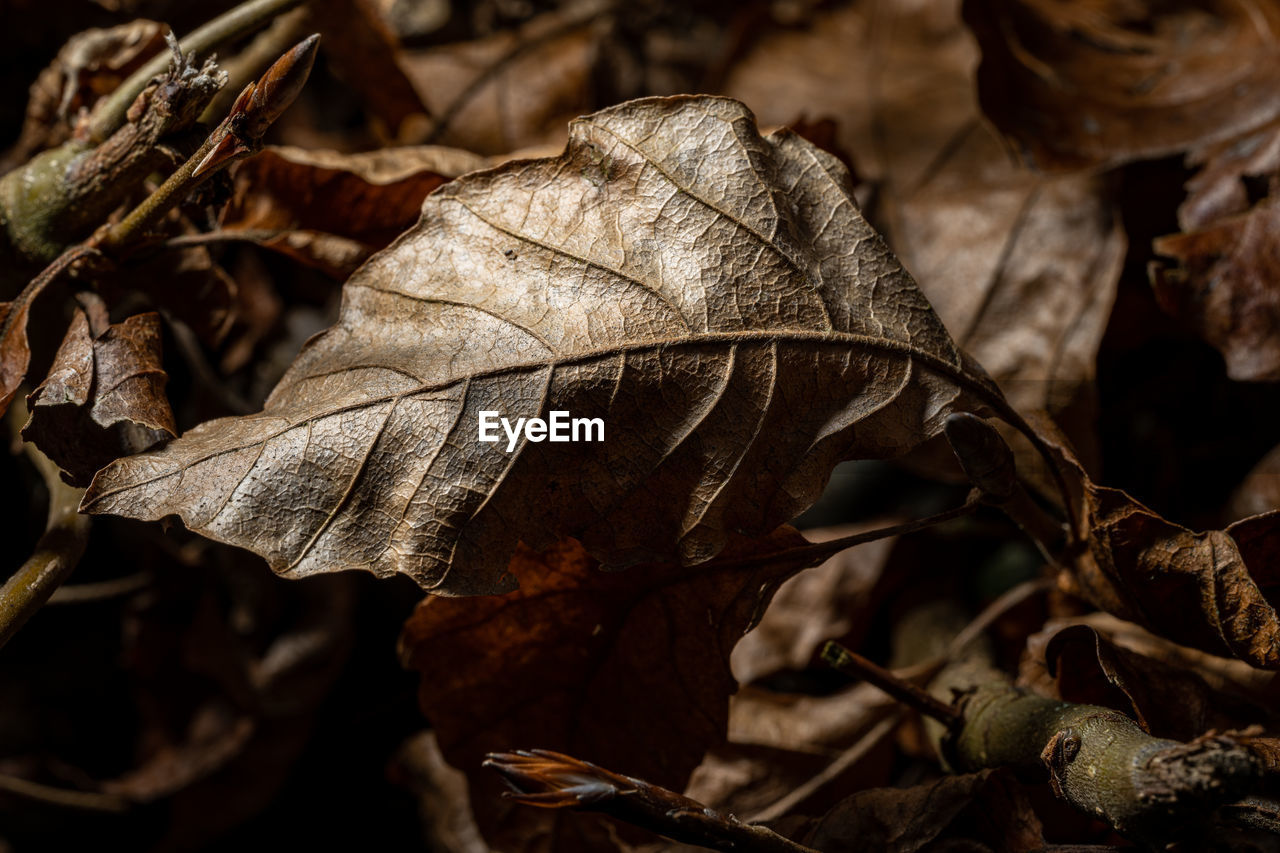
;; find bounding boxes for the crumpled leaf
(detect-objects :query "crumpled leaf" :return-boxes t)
[397,529,812,852]
[1151,119,1280,382]
[220,144,488,277]
[1032,623,1273,741]
[963,0,1280,171]
[83,95,993,594]
[1044,425,1280,668]
[22,307,175,486]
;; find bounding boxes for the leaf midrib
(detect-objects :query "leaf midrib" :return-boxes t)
[83,327,974,506]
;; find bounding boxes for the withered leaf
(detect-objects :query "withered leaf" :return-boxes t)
[397,530,811,852]
[963,0,1280,171]
[730,521,898,685]
[1036,623,1273,741]
[221,144,488,278]
[1151,119,1280,382]
[1043,426,1280,668]
[794,769,1044,853]
[1152,205,1280,382]
[84,95,993,594]
[23,308,175,486]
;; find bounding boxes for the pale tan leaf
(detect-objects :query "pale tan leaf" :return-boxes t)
[83,95,996,594]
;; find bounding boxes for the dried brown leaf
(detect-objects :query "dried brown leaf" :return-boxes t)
[963,0,1280,171]
[793,769,1044,852]
[1041,424,1280,668]
[730,522,898,685]
[220,144,487,277]
[1036,623,1273,741]
[402,5,603,154]
[397,530,809,853]
[23,308,175,486]
[83,95,994,594]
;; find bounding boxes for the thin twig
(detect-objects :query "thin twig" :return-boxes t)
[822,641,961,724]
[90,0,310,142]
[485,749,819,853]
[96,34,319,253]
[0,774,129,813]
[48,572,152,605]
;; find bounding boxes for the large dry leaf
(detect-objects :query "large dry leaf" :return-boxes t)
[397,531,811,853]
[963,0,1280,171]
[83,95,993,594]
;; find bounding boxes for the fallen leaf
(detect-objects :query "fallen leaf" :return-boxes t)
[1151,118,1280,382]
[305,0,430,141]
[22,308,175,486]
[219,144,488,278]
[401,4,604,154]
[1042,424,1280,668]
[397,530,811,852]
[1230,444,1280,522]
[729,521,898,685]
[1034,623,1273,741]
[963,0,1280,171]
[1151,206,1280,382]
[83,95,994,594]
[793,768,1044,852]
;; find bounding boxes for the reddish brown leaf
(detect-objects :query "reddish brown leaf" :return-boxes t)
[305,0,430,140]
[22,308,175,486]
[220,144,486,277]
[397,529,811,852]
[963,0,1280,171]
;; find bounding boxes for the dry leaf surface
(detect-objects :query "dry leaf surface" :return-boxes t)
[23,307,175,485]
[84,95,991,594]
[964,0,1280,171]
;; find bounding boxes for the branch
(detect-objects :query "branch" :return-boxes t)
[89,0,311,142]
[484,749,818,853]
